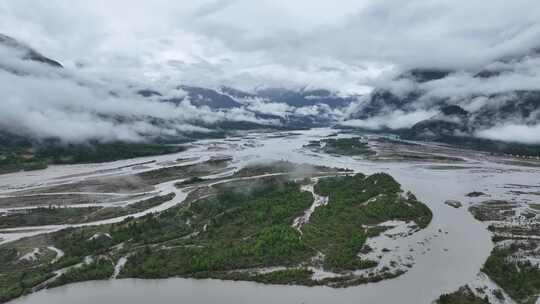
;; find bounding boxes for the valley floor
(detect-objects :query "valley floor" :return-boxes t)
[0,128,538,304]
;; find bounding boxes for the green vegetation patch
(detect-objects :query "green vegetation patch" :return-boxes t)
[80,193,175,223]
[0,193,175,229]
[137,158,230,185]
[0,246,56,303]
[36,142,185,165]
[302,173,432,271]
[436,286,490,304]
[232,160,350,178]
[0,169,432,302]
[482,245,540,304]
[0,206,101,229]
[0,153,47,174]
[120,179,314,277]
[48,258,114,289]
[214,268,316,286]
[320,137,376,157]
[529,204,540,211]
[0,142,186,174]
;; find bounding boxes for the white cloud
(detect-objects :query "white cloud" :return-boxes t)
[340,109,436,130]
[476,124,540,144]
[0,53,271,143]
[2,1,540,144]
[245,100,293,118]
[5,1,539,93]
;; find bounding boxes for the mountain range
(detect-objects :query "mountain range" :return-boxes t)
[2,32,540,170]
[341,47,540,156]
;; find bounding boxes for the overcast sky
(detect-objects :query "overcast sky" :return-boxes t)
[2,1,540,144]
[2,0,540,92]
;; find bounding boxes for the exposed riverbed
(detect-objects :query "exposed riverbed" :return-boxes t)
[4,128,540,304]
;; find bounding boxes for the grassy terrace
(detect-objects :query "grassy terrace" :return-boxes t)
[173,160,351,188]
[482,245,540,304]
[0,142,186,174]
[304,173,431,271]
[0,246,55,303]
[0,166,432,302]
[120,178,315,278]
[232,161,351,178]
[0,193,175,229]
[0,154,47,174]
[436,286,490,304]
[24,158,231,196]
[122,173,430,280]
[305,137,376,157]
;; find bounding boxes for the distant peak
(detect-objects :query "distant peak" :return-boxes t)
[0,33,62,68]
[403,68,453,83]
[441,105,468,116]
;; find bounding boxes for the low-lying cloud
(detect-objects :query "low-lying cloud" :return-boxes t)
[2,1,540,144]
[340,46,540,144]
[476,124,540,145]
[340,110,436,130]
[0,46,273,143]
[4,1,539,93]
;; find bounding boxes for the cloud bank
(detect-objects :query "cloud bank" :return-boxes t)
[3,1,540,92]
[341,110,436,130]
[476,124,540,145]
[2,1,540,143]
[0,44,270,143]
